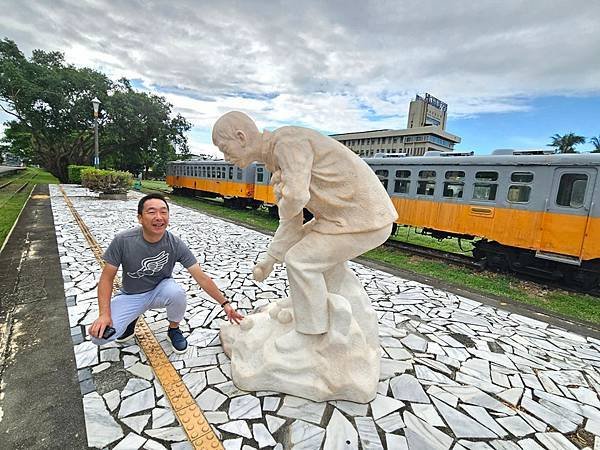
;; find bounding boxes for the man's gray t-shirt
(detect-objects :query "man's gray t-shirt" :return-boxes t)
[103,227,197,294]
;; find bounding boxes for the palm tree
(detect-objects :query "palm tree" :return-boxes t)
[590,136,600,153]
[547,133,586,153]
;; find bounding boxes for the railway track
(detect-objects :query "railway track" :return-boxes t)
[384,238,485,270]
[385,237,600,297]
[0,173,36,209]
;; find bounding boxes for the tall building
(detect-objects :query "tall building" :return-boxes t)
[407,93,447,129]
[331,93,460,157]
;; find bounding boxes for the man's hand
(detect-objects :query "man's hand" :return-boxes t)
[253,254,277,282]
[89,314,113,339]
[224,304,244,324]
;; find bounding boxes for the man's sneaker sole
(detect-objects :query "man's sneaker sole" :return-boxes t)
[115,334,136,344]
[170,342,188,355]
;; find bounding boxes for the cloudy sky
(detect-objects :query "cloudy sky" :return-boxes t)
[1,0,599,155]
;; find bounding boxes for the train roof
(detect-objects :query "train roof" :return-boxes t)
[169,159,231,165]
[364,152,600,166]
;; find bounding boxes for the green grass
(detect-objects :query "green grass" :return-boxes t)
[143,179,600,326]
[0,168,59,248]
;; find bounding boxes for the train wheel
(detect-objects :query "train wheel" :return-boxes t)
[268,206,279,218]
[564,269,599,292]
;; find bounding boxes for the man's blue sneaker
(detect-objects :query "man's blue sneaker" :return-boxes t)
[115,318,138,343]
[168,327,188,354]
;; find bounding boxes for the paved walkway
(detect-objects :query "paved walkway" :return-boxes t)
[2,184,600,449]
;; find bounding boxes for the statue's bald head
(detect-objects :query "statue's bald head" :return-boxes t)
[212,111,259,145]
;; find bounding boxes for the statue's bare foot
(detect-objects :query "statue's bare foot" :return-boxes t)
[274,328,322,353]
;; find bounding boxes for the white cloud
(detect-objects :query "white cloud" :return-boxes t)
[1,0,599,146]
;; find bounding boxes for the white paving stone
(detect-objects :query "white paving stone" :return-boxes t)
[403,411,452,450]
[278,395,326,425]
[252,423,276,447]
[355,417,383,450]
[323,409,358,450]
[121,414,150,434]
[145,426,187,442]
[82,392,124,448]
[196,388,227,411]
[535,432,579,449]
[118,388,156,418]
[229,394,262,420]
[113,432,147,450]
[433,398,497,439]
[289,420,325,449]
[265,414,286,434]
[50,186,600,450]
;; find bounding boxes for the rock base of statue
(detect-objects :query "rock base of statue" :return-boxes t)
[220,295,379,403]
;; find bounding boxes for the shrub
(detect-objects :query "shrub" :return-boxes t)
[81,168,133,194]
[67,165,93,184]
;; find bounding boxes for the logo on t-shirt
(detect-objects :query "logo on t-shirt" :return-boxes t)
[127,251,170,279]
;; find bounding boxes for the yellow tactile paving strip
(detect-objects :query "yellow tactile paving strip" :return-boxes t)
[59,186,223,450]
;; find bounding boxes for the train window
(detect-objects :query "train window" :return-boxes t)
[417,170,436,195]
[375,169,389,190]
[237,168,243,180]
[476,171,498,181]
[443,171,464,198]
[556,173,588,208]
[419,170,436,179]
[507,186,531,203]
[257,168,264,183]
[394,170,411,194]
[229,167,233,179]
[445,171,465,180]
[473,171,498,201]
[211,167,216,178]
[511,172,534,182]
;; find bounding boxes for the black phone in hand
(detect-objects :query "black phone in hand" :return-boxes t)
[102,326,116,339]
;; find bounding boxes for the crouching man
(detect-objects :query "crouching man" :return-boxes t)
[89,193,243,353]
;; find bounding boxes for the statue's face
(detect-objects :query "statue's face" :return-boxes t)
[216,136,250,168]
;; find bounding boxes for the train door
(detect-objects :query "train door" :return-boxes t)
[538,167,596,260]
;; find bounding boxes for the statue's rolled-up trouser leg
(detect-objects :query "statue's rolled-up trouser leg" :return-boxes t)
[284,224,392,335]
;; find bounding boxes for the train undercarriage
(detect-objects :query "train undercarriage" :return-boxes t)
[419,227,600,291]
[472,240,600,291]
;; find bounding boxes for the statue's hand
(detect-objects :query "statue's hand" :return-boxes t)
[253,255,277,282]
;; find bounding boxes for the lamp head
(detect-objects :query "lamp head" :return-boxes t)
[92,97,101,117]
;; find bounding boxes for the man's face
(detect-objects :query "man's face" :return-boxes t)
[138,198,169,238]
[216,136,250,168]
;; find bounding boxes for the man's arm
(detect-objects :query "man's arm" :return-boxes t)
[187,263,243,324]
[89,263,118,338]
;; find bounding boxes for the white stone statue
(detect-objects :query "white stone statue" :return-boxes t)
[214,111,398,403]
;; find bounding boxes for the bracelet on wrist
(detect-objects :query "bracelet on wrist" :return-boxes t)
[221,300,230,308]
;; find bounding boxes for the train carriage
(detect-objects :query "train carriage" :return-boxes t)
[365,151,600,288]
[166,160,261,208]
[166,150,600,288]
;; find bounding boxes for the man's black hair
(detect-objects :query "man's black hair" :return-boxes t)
[138,193,170,215]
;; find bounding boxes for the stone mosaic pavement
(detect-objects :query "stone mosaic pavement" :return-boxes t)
[50,185,600,450]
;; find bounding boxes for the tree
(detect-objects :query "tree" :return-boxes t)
[0,40,191,181]
[547,133,586,154]
[590,136,600,153]
[99,79,191,178]
[0,39,112,181]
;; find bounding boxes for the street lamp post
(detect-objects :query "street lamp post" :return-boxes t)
[92,97,101,168]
